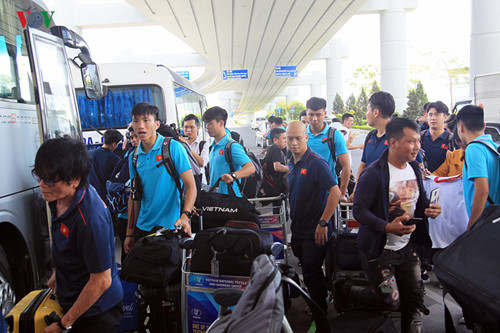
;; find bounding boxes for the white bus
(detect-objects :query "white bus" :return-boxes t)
[73,62,209,149]
[0,0,102,314]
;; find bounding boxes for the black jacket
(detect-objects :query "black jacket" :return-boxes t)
[353,149,432,258]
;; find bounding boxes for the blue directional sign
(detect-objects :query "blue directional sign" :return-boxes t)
[275,66,298,78]
[222,70,248,80]
[176,71,190,80]
[276,108,282,113]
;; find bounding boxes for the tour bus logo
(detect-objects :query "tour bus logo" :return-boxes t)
[16,10,55,29]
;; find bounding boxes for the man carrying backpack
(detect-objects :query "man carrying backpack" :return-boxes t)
[260,127,288,198]
[123,103,197,253]
[305,97,350,200]
[457,105,500,229]
[179,114,209,185]
[202,106,255,197]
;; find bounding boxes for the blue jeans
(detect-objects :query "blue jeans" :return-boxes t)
[348,243,424,333]
[291,237,328,314]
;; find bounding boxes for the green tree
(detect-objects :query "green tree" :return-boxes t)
[348,65,380,92]
[403,81,429,119]
[369,80,380,96]
[332,93,345,114]
[354,87,368,125]
[346,94,357,113]
[287,100,306,120]
[273,100,288,118]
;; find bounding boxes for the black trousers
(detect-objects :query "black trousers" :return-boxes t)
[72,301,123,333]
[348,243,424,333]
[291,236,328,314]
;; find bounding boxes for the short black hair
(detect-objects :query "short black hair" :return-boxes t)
[270,127,286,141]
[342,113,354,122]
[386,117,420,142]
[131,102,160,121]
[202,106,228,126]
[427,101,449,115]
[274,117,283,125]
[183,114,200,126]
[444,113,457,132]
[34,136,91,190]
[368,91,395,118]
[157,123,178,138]
[299,110,307,118]
[423,102,431,114]
[268,115,276,124]
[103,129,123,145]
[306,97,326,111]
[456,104,484,132]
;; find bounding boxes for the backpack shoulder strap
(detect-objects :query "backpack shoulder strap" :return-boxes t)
[327,127,336,161]
[224,140,243,189]
[363,129,376,148]
[160,137,183,195]
[464,140,499,204]
[199,140,206,153]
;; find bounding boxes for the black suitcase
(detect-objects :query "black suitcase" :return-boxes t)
[330,311,397,333]
[434,205,500,331]
[332,228,362,270]
[332,270,371,313]
[137,282,181,333]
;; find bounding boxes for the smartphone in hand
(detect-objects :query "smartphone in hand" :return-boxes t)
[402,217,423,226]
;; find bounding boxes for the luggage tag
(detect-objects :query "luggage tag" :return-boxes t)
[211,250,220,277]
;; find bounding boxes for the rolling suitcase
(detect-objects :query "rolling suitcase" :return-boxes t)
[5,288,63,333]
[137,282,182,333]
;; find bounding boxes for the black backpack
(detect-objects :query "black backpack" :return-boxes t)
[105,147,136,214]
[224,141,263,198]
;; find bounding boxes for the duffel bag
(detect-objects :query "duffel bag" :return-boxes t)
[190,227,273,277]
[121,229,181,288]
[434,204,500,331]
[198,178,260,230]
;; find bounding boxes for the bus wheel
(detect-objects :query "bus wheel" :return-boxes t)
[0,244,16,316]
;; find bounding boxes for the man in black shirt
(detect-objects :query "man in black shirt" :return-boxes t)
[260,128,288,197]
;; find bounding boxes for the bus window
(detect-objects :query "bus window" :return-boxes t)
[76,85,165,130]
[173,82,202,128]
[0,1,35,103]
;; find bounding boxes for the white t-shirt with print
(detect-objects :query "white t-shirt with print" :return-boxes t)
[385,162,419,251]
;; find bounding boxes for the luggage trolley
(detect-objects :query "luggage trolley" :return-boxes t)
[248,194,289,264]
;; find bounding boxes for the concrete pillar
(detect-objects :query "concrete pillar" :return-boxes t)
[380,0,408,113]
[326,40,348,113]
[310,71,323,98]
[286,87,299,104]
[470,0,500,95]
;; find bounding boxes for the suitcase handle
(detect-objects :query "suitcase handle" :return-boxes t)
[44,311,61,326]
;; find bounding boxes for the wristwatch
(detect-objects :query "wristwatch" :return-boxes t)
[319,219,329,227]
[181,210,192,219]
[57,320,72,332]
[231,172,238,180]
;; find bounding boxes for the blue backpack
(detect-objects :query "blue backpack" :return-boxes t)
[106,147,136,214]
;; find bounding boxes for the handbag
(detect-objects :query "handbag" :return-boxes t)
[190,227,274,277]
[120,229,181,288]
[198,178,260,230]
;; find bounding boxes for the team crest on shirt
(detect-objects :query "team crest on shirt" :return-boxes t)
[60,223,69,238]
[441,143,449,149]
[156,155,162,161]
[300,168,307,175]
[219,150,224,155]
[384,140,388,145]
[322,138,328,143]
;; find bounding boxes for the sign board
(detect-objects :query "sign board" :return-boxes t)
[176,71,190,80]
[275,66,298,78]
[222,69,248,80]
[235,108,240,113]
[276,108,281,113]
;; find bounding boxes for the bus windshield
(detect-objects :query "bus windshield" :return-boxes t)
[76,85,165,130]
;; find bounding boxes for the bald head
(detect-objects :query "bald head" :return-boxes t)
[286,121,308,158]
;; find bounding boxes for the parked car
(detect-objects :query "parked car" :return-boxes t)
[251,117,267,130]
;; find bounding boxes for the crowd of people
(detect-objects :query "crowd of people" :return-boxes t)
[29,92,499,332]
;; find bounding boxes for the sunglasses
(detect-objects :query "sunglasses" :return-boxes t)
[32,170,63,187]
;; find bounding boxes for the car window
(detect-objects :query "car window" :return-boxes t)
[485,125,500,143]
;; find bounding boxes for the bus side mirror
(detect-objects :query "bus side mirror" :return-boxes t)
[81,62,104,100]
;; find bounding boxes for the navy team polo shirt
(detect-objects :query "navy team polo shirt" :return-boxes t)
[421,129,452,172]
[362,130,423,167]
[288,147,338,239]
[361,130,389,166]
[50,186,123,316]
